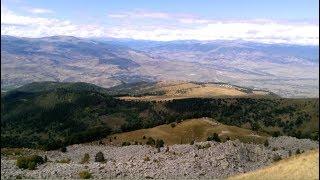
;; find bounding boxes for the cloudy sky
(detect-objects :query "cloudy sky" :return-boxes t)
[1,0,319,45]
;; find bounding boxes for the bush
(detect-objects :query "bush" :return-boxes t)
[207,133,221,142]
[79,170,92,179]
[155,139,164,148]
[142,136,146,139]
[272,131,280,137]
[146,137,155,146]
[81,153,90,164]
[288,150,292,156]
[56,158,71,163]
[190,140,195,145]
[144,156,150,161]
[121,142,131,146]
[94,152,105,162]
[264,140,269,147]
[16,155,44,170]
[296,149,301,154]
[170,123,176,128]
[196,143,211,149]
[273,154,282,162]
[60,147,67,153]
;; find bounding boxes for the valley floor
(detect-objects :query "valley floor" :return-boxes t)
[1,136,318,179]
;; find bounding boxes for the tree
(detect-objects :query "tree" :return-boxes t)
[155,139,164,148]
[190,140,195,145]
[60,147,67,153]
[207,133,221,142]
[94,152,105,162]
[146,137,155,146]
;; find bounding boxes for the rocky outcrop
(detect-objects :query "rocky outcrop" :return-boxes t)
[1,136,318,179]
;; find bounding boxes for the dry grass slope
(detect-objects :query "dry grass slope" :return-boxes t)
[119,81,273,101]
[229,149,319,180]
[103,118,268,145]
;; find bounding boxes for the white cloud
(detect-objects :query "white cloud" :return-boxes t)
[108,10,171,19]
[1,8,319,45]
[27,8,54,14]
[1,7,105,37]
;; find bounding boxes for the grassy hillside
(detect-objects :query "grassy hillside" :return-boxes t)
[103,118,268,146]
[229,149,319,180]
[1,82,318,150]
[116,81,278,101]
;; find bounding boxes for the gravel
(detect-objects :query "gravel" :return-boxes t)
[1,136,318,179]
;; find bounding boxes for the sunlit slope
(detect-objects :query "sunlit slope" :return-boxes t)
[117,81,277,101]
[103,118,268,145]
[229,149,319,180]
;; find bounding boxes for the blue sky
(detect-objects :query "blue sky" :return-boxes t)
[1,0,319,44]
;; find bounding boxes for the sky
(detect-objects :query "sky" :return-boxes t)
[1,0,319,45]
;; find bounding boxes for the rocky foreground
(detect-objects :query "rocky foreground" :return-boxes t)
[1,136,319,179]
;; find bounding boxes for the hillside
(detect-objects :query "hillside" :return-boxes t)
[1,82,318,151]
[114,81,278,101]
[229,149,319,180]
[102,118,268,145]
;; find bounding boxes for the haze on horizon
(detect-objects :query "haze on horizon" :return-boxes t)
[1,0,319,45]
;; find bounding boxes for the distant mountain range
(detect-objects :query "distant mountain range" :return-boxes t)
[1,35,319,97]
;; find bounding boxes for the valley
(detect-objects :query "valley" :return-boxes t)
[1,36,319,98]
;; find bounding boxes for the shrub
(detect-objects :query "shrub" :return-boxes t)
[79,170,92,179]
[44,155,48,162]
[60,147,67,153]
[207,133,221,142]
[196,143,211,149]
[94,152,105,162]
[121,142,131,146]
[272,147,278,151]
[273,154,282,162]
[81,153,90,164]
[27,161,36,170]
[155,139,164,148]
[204,143,211,148]
[264,140,269,147]
[165,146,169,152]
[56,158,71,163]
[296,149,301,154]
[146,137,155,146]
[272,131,280,137]
[142,136,146,139]
[170,123,176,128]
[288,150,292,156]
[190,140,195,145]
[144,156,150,161]
[16,155,44,170]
